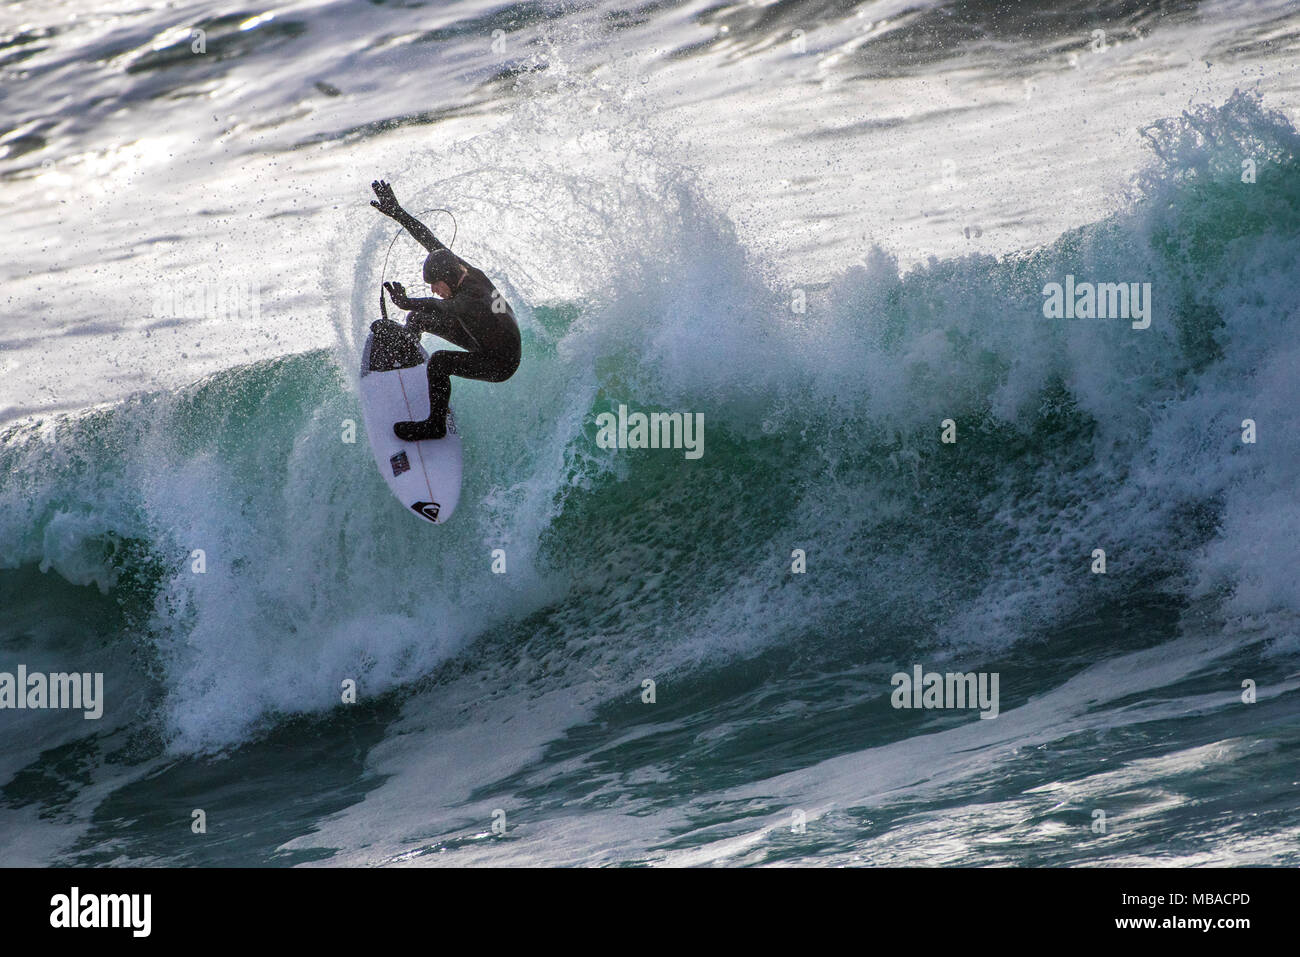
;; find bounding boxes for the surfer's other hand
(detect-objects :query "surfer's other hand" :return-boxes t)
[384,281,413,309]
[370,179,401,217]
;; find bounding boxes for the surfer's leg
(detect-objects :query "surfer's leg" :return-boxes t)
[394,353,453,442]
[394,350,513,441]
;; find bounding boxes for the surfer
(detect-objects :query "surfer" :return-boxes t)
[369,179,521,441]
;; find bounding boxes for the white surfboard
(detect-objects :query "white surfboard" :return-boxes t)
[360,321,463,525]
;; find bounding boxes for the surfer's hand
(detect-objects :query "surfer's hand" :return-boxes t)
[370,180,402,217]
[383,281,413,309]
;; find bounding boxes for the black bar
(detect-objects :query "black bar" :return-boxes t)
[4,867,1280,943]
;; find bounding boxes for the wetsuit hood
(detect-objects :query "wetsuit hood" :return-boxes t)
[423,249,464,288]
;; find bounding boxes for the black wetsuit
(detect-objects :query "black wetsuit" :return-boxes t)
[377,209,521,441]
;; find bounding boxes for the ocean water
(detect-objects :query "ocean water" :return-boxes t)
[1,0,1299,866]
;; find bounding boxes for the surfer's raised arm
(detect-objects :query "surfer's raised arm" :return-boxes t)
[370,179,447,253]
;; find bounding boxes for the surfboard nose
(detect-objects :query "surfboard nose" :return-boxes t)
[364,320,426,373]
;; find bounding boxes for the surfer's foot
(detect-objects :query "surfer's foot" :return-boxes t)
[394,416,446,442]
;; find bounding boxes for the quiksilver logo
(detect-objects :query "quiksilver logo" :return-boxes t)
[411,501,440,522]
[50,887,151,938]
